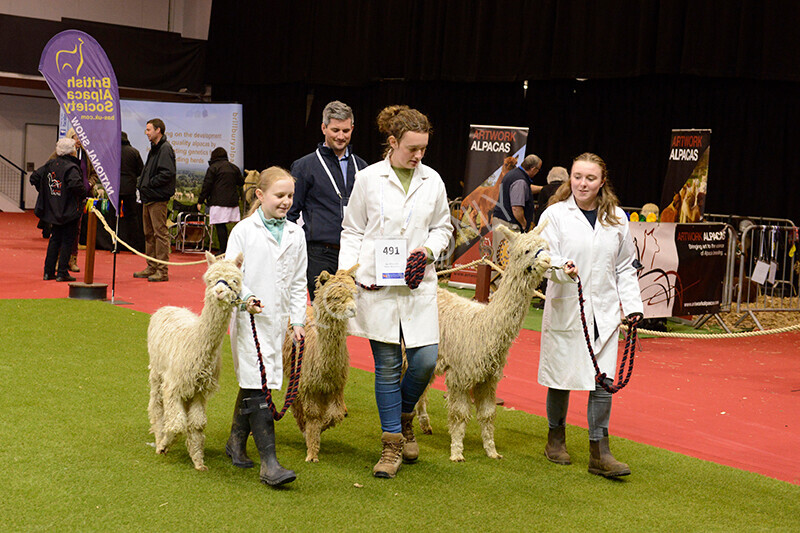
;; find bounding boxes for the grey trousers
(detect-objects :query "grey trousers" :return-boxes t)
[546,378,613,441]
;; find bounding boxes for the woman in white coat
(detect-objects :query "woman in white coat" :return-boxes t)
[538,152,643,477]
[339,105,453,478]
[224,167,307,487]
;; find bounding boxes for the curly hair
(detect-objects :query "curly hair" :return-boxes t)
[376,105,432,158]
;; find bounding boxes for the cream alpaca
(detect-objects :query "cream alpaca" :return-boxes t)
[417,224,551,461]
[147,252,244,470]
[283,266,358,462]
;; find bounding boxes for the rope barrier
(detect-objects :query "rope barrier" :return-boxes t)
[433,255,800,339]
[95,204,800,339]
[92,206,211,266]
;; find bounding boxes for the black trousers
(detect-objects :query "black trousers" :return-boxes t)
[306,241,340,301]
[45,219,79,277]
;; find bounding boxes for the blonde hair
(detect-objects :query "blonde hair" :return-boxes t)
[247,166,295,216]
[550,152,622,226]
[376,105,432,158]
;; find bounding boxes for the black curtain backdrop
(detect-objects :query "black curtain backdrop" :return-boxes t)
[206,0,800,222]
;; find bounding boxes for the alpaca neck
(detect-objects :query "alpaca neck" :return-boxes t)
[483,264,538,347]
[197,293,233,357]
[313,305,350,346]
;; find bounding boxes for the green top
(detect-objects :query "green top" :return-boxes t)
[392,166,414,193]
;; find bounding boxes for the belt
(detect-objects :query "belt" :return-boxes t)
[309,241,340,250]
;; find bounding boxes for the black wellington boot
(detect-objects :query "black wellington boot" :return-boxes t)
[245,392,296,486]
[226,388,254,468]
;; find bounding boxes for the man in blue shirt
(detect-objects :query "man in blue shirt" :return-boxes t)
[288,101,368,300]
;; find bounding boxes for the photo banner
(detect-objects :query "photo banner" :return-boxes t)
[659,129,711,224]
[121,100,243,206]
[450,125,528,288]
[40,30,121,211]
[631,222,728,317]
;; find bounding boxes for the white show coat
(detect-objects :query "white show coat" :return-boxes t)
[339,158,453,347]
[226,212,308,390]
[538,196,643,390]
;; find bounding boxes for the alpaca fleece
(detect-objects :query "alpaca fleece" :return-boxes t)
[416,224,551,461]
[147,252,243,470]
[283,266,358,462]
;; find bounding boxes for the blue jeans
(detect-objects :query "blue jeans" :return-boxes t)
[369,335,438,433]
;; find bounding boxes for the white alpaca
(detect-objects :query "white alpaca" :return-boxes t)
[147,251,244,470]
[283,266,358,462]
[417,224,551,461]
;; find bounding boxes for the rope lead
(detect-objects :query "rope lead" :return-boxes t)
[249,299,304,420]
[575,275,638,394]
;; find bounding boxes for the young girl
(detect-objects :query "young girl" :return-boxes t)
[223,166,307,487]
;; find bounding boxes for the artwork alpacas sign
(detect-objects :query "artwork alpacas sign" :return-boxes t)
[147,252,243,470]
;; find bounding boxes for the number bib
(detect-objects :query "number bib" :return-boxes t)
[375,237,407,286]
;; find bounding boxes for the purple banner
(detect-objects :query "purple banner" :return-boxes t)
[39,30,121,211]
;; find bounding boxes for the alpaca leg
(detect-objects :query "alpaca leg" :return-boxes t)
[304,419,323,463]
[473,380,502,459]
[446,387,472,462]
[185,397,208,471]
[158,390,186,454]
[148,375,166,450]
[415,386,433,435]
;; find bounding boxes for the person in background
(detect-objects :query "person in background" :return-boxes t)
[30,138,84,282]
[134,118,176,282]
[118,131,145,252]
[197,147,243,254]
[338,105,453,479]
[537,152,643,478]
[534,166,568,223]
[288,100,368,301]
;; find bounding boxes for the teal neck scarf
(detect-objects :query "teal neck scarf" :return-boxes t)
[258,208,286,244]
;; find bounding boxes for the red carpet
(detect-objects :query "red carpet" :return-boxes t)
[4,210,799,484]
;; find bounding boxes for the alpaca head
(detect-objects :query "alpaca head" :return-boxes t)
[313,265,358,321]
[495,223,551,287]
[202,251,244,305]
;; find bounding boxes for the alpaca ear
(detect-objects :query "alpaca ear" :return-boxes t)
[531,218,549,236]
[495,223,519,242]
[346,264,359,279]
[234,252,244,269]
[205,251,216,265]
[317,271,331,287]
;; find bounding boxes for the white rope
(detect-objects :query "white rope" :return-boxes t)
[91,206,208,266]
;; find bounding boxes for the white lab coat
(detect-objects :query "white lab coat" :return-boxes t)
[339,158,453,347]
[538,196,643,390]
[226,212,308,390]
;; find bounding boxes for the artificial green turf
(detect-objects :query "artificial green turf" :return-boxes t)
[1,299,798,532]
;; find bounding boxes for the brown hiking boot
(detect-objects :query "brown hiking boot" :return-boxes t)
[373,432,405,478]
[148,271,169,282]
[588,437,631,477]
[133,267,155,278]
[544,426,571,465]
[68,254,80,272]
[400,412,419,462]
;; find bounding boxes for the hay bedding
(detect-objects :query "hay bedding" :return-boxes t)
[717,294,800,331]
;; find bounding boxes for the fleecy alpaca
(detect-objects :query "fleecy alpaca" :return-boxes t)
[147,251,244,470]
[416,223,551,461]
[282,265,358,462]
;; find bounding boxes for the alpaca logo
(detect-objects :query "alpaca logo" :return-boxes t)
[55,37,85,75]
[47,171,63,197]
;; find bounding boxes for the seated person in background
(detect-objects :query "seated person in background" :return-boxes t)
[534,166,568,224]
